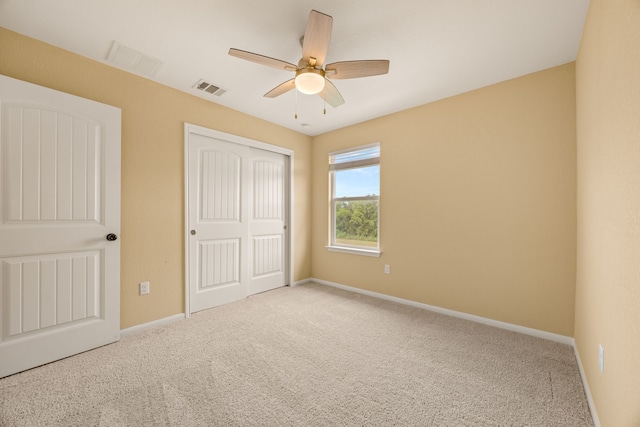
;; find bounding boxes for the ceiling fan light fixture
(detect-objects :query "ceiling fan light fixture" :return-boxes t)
[295,68,325,95]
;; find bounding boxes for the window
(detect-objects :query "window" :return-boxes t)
[328,144,380,256]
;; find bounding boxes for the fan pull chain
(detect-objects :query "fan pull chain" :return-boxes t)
[324,99,327,115]
[294,90,298,120]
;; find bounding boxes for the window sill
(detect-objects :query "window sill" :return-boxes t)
[326,246,382,258]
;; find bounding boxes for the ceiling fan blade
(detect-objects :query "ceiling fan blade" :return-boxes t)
[229,48,297,71]
[264,79,296,98]
[325,60,390,79]
[301,10,333,67]
[318,79,345,107]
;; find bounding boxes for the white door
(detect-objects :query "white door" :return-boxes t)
[186,126,289,314]
[248,148,287,295]
[188,134,250,312]
[0,75,121,378]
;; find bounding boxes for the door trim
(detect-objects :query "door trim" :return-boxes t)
[183,123,294,317]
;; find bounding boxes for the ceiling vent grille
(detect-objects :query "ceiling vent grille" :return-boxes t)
[106,41,163,77]
[193,80,226,96]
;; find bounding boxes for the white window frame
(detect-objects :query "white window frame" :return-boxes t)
[327,143,381,257]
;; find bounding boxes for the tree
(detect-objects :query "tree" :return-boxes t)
[335,200,378,242]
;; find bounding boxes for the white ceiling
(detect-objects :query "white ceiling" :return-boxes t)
[0,0,589,136]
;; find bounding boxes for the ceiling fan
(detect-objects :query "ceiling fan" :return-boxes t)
[228,10,390,108]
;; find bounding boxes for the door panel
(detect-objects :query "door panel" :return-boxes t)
[252,235,282,276]
[4,105,101,223]
[0,75,120,378]
[200,149,240,221]
[199,238,240,288]
[3,251,100,336]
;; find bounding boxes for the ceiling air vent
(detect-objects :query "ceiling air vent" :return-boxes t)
[106,41,163,77]
[193,79,226,96]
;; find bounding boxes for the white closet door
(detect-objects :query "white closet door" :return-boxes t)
[188,134,250,312]
[0,75,121,378]
[248,148,287,295]
[186,127,289,314]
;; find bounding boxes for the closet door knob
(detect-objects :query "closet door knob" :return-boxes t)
[106,233,118,241]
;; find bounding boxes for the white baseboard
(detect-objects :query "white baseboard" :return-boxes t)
[573,342,601,426]
[310,278,574,345]
[292,278,313,287]
[120,313,185,338]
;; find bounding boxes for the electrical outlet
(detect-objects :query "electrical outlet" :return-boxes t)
[384,264,390,274]
[599,344,604,373]
[139,281,150,295]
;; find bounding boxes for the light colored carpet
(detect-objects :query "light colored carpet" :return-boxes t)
[0,282,593,426]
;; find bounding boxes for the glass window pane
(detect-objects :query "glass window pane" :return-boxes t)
[334,165,380,198]
[334,200,378,248]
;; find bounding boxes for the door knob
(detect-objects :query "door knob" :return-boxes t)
[106,233,118,241]
[190,230,196,235]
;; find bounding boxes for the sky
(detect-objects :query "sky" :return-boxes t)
[335,165,380,198]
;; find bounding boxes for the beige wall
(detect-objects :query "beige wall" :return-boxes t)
[312,63,577,336]
[575,0,640,425]
[0,28,312,328]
